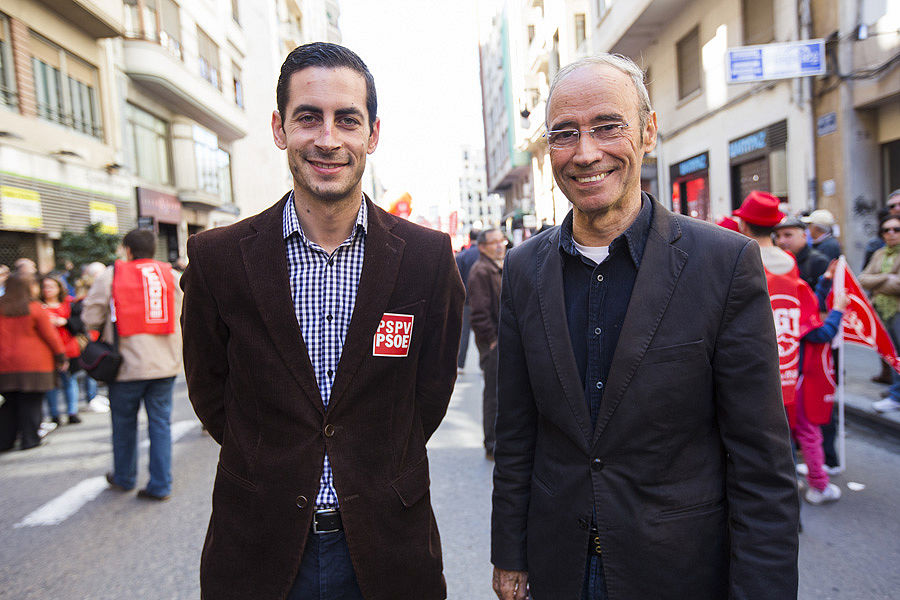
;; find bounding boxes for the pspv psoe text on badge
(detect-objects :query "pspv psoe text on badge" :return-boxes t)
[373,313,414,357]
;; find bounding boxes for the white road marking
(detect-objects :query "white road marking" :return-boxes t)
[14,420,199,528]
[14,477,108,528]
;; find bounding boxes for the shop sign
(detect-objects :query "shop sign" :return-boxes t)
[89,201,118,234]
[729,130,768,159]
[674,153,709,177]
[817,113,837,137]
[0,186,42,230]
[137,187,181,224]
[726,39,826,83]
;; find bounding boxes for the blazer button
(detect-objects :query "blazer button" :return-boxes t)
[324,424,335,437]
[296,495,308,509]
[592,458,604,471]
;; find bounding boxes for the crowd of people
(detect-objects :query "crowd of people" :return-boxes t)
[0,258,110,450]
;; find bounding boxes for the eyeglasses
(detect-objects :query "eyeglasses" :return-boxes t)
[545,122,630,150]
[882,227,900,234]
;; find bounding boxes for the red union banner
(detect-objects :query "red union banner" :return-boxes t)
[830,258,900,373]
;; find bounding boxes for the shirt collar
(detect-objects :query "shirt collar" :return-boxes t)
[558,193,653,268]
[282,191,369,244]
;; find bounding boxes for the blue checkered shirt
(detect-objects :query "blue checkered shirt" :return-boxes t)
[282,193,367,508]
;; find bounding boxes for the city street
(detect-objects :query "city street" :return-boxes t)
[1,344,899,599]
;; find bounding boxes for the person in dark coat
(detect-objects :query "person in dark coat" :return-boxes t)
[456,229,481,369]
[491,54,798,600]
[774,216,830,290]
[802,209,842,261]
[181,43,464,600]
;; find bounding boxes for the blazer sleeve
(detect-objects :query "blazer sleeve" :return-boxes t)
[712,240,800,598]
[490,260,539,572]
[181,235,230,444]
[858,248,889,292]
[415,234,465,442]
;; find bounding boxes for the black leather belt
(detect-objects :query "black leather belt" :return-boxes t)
[312,508,342,534]
[588,528,602,556]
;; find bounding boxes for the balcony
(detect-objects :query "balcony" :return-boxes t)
[593,0,683,57]
[36,0,124,38]
[122,39,248,142]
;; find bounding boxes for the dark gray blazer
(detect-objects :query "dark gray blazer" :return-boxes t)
[491,195,799,599]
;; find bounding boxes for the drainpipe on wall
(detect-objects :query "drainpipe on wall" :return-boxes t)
[800,0,818,210]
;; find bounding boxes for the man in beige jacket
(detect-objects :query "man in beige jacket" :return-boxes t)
[83,229,183,500]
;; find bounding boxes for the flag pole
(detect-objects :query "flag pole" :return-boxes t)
[835,256,846,475]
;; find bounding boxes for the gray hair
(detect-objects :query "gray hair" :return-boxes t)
[546,54,652,131]
[477,228,502,245]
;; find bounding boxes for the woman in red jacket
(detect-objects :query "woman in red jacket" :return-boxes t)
[0,272,67,450]
[40,274,82,425]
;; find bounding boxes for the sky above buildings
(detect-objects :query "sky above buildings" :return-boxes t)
[340,0,494,217]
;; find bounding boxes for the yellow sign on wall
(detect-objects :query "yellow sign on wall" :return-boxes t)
[0,186,43,230]
[89,200,119,234]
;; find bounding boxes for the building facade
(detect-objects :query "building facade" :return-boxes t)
[458,144,503,236]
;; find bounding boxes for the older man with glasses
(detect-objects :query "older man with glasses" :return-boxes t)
[491,53,798,600]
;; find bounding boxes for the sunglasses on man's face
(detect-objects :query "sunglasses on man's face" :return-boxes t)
[882,227,900,234]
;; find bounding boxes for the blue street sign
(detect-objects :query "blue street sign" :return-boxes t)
[727,40,826,83]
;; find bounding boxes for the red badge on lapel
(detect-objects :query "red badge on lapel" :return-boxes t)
[373,313,414,357]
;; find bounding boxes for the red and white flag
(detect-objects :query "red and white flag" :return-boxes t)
[829,257,900,373]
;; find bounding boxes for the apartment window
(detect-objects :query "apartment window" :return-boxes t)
[231,0,240,25]
[197,28,220,90]
[597,0,613,17]
[676,26,701,100]
[31,33,102,138]
[0,13,17,108]
[159,0,182,59]
[232,62,243,108]
[527,24,535,44]
[575,13,586,48]
[193,126,233,203]
[126,103,171,185]
[742,0,774,45]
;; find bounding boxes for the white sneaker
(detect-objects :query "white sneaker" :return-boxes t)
[38,421,58,438]
[88,396,110,413]
[872,398,900,412]
[796,463,809,477]
[825,465,843,476]
[797,463,841,477]
[805,482,841,505]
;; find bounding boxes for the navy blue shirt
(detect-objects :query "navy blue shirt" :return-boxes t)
[559,196,653,427]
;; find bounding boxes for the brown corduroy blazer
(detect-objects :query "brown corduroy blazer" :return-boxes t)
[181,194,464,600]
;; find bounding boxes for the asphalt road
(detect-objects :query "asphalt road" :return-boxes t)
[1,346,898,599]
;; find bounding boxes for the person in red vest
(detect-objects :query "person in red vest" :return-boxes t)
[735,191,847,504]
[83,229,183,501]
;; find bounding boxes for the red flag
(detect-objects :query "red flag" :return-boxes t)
[829,258,900,373]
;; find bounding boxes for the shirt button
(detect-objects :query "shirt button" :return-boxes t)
[597,273,604,282]
[596,381,604,390]
[592,458,604,471]
[326,314,333,321]
[296,495,308,509]
[327,369,334,377]
[324,424,335,437]
[594,327,601,335]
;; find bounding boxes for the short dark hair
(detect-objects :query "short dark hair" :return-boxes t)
[879,213,900,239]
[745,222,776,239]
[123,229,156,259]
[276,42,377,132]
[477,228,501,245]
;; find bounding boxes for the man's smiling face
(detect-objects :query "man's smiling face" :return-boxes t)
[546,64,656,219]
[272,66,379,205]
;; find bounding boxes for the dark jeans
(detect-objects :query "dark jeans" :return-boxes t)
[581,552,608,600]
[288,530,364,600]
[0,391,44,450]
[479,343,498,453]
[458,303,472,368]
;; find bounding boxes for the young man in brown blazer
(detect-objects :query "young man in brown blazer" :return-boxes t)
[181,43,464,600]
[491,55,799,600]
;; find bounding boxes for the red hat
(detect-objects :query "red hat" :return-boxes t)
[716,216,740,232]
[733,191,784,227]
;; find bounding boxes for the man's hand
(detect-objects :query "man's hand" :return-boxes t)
[492,567,528,600]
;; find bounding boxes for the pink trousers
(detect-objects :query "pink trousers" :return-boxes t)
[792,395,829,492]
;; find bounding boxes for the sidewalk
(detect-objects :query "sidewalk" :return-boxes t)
[842,343,900,438]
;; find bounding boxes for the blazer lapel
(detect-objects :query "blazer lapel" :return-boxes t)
[327,198,405,412]
[592,202,688,444]
[536,231,592,445]
[240,194,324,413]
